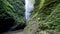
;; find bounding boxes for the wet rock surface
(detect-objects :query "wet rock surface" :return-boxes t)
[3,30,23,34]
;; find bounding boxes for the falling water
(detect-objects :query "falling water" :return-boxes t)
[25,0,35,21]
[8,0,35,31]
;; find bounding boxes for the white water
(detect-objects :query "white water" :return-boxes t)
[8,0,35,31]
[25,0,35,21]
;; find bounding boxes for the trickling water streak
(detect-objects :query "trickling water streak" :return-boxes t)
[25,0,35,21]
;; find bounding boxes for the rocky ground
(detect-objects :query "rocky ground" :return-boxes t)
[3,30,23,34]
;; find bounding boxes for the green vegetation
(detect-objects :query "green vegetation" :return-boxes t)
[24,0,60,34]
[0,0,25,25]
[0,0,60,34]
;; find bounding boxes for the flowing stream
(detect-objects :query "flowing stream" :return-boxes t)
[25,0,35,21]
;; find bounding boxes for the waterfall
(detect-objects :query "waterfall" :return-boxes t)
[25,0,35,21]
[8,0,35,31]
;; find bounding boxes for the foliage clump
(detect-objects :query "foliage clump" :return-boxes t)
[0,0,25,25]
[0,0,25,31]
